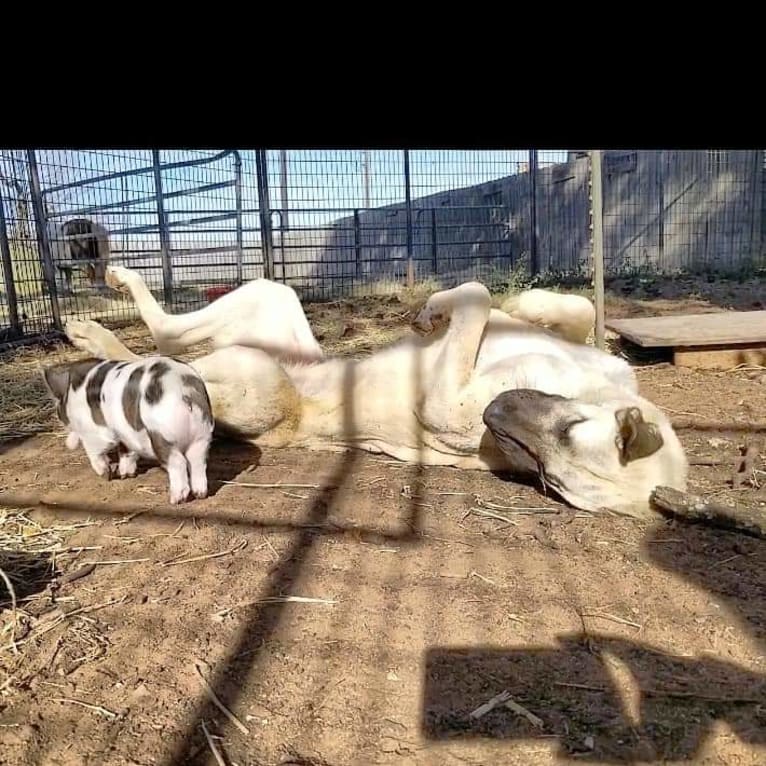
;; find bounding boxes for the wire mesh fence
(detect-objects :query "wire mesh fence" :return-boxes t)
[1,149,764,345]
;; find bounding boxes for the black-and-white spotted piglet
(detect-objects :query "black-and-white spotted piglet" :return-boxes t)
[42,357,214,504]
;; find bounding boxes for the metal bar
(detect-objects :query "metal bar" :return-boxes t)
[110,215,237,236]
[275,239,510,252]
[52,180,237,219]
[41,150,237,196]
[431,208,438,274]
[232,204,509,216]
[121,173,128,265]
[164,212,237,229]
[115,228,260,240]
[286,260,514,276]
[233,150,244,284]
[151,150,174,306]
[353,210,362,278]
[53,206,239,219]
[404,150,414,288]
[270,209,286,282]
[109,216,508,237]
[590,150,606,350]
[657,150,665,269]
[751,150,763,263]
[362,151,371,209]
[529,149,539,276]
[26,150,62,331]
[0,197,21,334]
[255,150,274,281]
[137,261,243,270]
[279,150,289,231]
[111,212,236,237]
[165,245,242,257]
[278,254,507,267]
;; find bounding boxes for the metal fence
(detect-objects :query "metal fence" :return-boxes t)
[1,149,764,345]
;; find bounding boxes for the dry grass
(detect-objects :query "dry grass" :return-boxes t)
[0,507,99,674]
[0,509,94,600]
[0,343,72,440]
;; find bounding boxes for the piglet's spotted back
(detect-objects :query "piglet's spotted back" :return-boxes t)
[42,356,214,505]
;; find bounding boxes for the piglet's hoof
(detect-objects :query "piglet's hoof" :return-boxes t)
[169,487,191,505]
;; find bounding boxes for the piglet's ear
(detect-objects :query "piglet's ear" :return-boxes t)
[42,366,70,400]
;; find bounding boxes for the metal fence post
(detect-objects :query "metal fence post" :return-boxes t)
[0,196,21,336]
[529,149,539,276]
[657,150,665,271]
[279,150,289,231]
[590,150,606,350]
[404,150,414,288]
[431,208,438,275]
[255,150,274,281]
[353,209,362,278]
[272,210,286,283]
[362,151,371,209]
[233,150,244,285]
[151,150,174,307]
[26,150,62,331]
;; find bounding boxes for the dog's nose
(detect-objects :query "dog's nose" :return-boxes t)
[485,390,531,418]
[483,401,503,424]
[484,389,568,427]
[483,395,517,428]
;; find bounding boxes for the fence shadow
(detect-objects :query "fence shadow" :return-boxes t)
[422,637,766,762]
[0,549,55,609]
[421,519,766,763]
[158,340,427,763]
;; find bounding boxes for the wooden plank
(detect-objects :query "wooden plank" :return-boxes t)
[674,343,766,370]
[605,311,766,347]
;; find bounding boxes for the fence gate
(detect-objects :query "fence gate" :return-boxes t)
[0,150,266,343]
[39,150,249,310]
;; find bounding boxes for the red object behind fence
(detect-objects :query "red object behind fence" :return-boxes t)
[205,285,234,302]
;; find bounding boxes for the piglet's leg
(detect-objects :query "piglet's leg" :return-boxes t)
[79,433,115,480]
[165,450,191,504]
[185,438,210,499]
[148,430,190,504]
[117,445,139,479]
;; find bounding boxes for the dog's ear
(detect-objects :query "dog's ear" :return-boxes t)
[615,407,664,463]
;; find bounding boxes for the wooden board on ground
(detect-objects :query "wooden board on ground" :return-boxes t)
[606,311,766,370]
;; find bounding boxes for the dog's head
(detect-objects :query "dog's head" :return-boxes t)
[483,389,687,516]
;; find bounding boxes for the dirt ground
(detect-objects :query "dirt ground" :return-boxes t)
[1,275,766,765]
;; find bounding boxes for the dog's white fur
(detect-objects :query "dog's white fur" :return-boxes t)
[502,288,596,345]
[65,269,688,517]
[104,265,324,363]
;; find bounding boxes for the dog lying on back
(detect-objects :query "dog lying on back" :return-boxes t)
[42,357,214,504]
